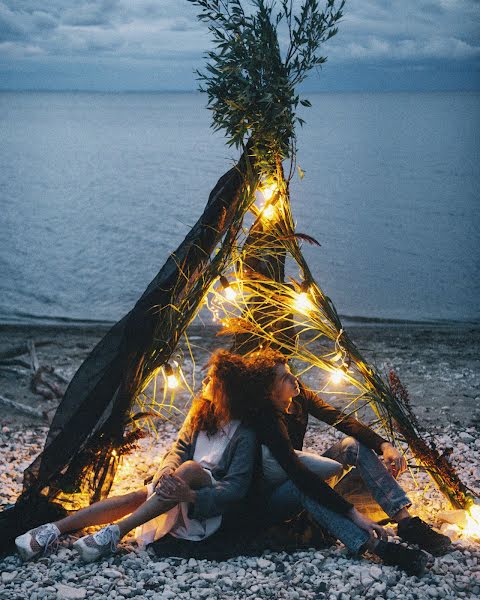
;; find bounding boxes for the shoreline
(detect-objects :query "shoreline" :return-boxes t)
[1,321,479,430]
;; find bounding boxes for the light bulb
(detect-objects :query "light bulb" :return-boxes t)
[219,275,237,301]
[224,286,237,301]
[262,204,276,220]
[261,183,276,201]
[330,369,345,385]
[167,374,179,389]
[164,364,179,389]
[294,291,313,313]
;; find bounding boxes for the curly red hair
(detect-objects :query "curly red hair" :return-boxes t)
[188,349,250,435]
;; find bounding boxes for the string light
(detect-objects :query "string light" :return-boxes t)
[330,367,347,385]
[262,204,276,220]
[111,449,118,457]
[220,275,237,301]
[293,283,314,314]
[164,363,179,389]
[260,182,277,201]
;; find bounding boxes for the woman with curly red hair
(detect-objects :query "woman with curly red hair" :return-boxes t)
[16,350,256,563]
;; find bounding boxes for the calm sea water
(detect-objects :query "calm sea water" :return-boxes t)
[0,91,479,325]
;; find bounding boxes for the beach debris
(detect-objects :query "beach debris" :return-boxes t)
[0,394,43,419]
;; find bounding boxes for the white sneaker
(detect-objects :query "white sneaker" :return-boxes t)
[73,524,121,563]
[15,523,61,561]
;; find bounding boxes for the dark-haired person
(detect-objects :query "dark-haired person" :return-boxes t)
[16,350,257,563]
[246,349,450,576]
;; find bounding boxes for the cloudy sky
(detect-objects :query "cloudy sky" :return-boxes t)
[1,0,479,91]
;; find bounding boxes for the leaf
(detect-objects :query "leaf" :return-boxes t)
[277,232,321,246]
[300,98,312,107]
[297,165,305,179]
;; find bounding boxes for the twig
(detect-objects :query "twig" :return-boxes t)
[0,340,52,361]
[27,339,39,372]
[0,394,43,418]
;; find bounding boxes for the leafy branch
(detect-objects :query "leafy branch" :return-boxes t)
[187,0,345,173]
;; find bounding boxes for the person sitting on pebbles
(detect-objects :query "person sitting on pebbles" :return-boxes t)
[15,350,257,563]
[245,349,451,577]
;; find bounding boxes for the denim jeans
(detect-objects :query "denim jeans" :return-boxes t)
[262,437,412,554]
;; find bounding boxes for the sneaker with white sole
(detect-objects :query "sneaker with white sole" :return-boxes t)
[73,524,121,563]
[15,523,61,561]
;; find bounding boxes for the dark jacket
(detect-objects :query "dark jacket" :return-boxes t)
[154,417,257,520]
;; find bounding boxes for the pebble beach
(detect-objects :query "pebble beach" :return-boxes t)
[0,322,479,599]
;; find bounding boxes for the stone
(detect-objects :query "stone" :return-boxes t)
[103,568,123,578]
[1,570,18,583]
[437,510,467,528]
[369,565,382,580]
[459,432,474,442]
[55,583,87,600]
[152,561,170,573]
[440,523,461,541]
[256,558,272,569]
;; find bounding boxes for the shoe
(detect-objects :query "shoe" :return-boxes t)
[73,524,121,563]
[397,516,451,556]
[15,523,61,561]
[374,540,429,577]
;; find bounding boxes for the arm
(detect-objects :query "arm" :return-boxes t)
[303,386,388,454]
[189,427,257,520]
[262,412,353,515]
[151,416,194,486]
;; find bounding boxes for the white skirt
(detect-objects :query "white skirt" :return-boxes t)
[135,469,222,548]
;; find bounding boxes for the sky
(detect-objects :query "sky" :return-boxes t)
[0,0,479,92]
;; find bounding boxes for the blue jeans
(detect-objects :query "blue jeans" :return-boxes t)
[262,437,412,554]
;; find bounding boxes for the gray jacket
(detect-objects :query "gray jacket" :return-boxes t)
[155,418,257,520]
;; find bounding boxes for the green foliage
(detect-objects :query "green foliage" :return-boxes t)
[187,0,345,173]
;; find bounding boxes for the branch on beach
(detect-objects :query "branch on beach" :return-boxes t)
[0,394,44,419]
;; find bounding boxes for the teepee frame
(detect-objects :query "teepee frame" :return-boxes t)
[1,0,472,554]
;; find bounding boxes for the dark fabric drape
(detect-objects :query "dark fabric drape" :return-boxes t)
[0,147,255,555]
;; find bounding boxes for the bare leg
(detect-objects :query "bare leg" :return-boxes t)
[392,507,411,522]
[116,460,212,538]
[54,488,148,535]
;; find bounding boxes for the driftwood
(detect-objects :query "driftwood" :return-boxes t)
[0,341,51,361]
[27,340,39,372]
[0,394,43,419]
[30,366,64,400]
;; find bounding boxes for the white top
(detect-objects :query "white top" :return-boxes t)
[135,420,241,546]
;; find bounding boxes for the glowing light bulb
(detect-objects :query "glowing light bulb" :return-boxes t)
[330,368,346,385]
[261,183,276,201]
[111,449,118,457]
[225,286,237,301]
[220,276,237,301]
[464,504,480,538]
[294,291,313,314]
[164,364,179,389]
[262,204,276,220]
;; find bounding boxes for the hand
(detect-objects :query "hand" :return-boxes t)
[155,474,196,503]
[348,507,388,543]
[380,442,407,478]
[152,467,174,489]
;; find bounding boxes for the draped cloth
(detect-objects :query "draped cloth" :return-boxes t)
[0,147,255,555]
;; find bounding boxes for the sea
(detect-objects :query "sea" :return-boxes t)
[0,91,479,326]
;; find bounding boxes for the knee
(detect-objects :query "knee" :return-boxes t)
[175,460,203,482]
[341,437,360,460]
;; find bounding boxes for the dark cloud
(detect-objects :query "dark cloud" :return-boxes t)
[0,0,478,90]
